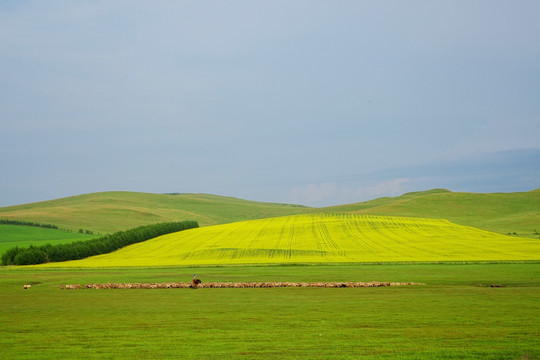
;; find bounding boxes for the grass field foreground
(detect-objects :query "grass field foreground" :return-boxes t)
[43,214,540,267]
[0,225,96,257]
[1,264,538,359]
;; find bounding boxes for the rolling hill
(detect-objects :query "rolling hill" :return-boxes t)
[1,188,538,238]
[39,213,540,267]
[0,191,309,233]
[322,188,540,238]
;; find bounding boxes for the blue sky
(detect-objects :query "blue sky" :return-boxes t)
[1,1,539,207]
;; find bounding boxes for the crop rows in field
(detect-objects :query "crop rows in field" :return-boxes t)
[42,213,540,267]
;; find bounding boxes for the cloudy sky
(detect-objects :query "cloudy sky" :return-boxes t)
[1,1,539,207]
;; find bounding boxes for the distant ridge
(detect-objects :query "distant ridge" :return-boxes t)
[0,188,538,238]
[0,191,309,233]
[321,188,540,238]
[401,188,452,196]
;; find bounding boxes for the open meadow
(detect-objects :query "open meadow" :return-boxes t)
[329,189,540,239]
[1,189,539,358]
[1,264,539,359]
[0,192,309,233]
[1,189,538,237]
[0,225,96,257]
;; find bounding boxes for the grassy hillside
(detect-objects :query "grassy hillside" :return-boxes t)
[0,225,96,256]
[1,188,538,238]
[0,191,308,233]
[322,188,540,238]
[41,214,540,267]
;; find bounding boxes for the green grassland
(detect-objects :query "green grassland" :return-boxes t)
[0,225,96,256]
[2,190,539,359]
[0,191,309,233]
[1,188,538,238]
[41,214,539,268]
[1,264,538,359]
[324,188,540,238]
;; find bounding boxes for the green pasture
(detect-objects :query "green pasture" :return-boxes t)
[0,225,96,257]
[1,189,538,237]
[0,192,308,233]
[328,188,540,238]
[1,264,539,359]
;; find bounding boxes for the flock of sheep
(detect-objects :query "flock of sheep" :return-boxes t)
[59,281,424,289]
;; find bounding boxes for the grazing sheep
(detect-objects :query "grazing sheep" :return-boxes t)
[23,284,31,289]
[60,281,425,290]
[64,284,81,289]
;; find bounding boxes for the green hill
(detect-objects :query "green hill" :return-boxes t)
[0,192,309,233]
[321,188,540,238]
[1,188,539,238]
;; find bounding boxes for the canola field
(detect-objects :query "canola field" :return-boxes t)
[43,214,540,267]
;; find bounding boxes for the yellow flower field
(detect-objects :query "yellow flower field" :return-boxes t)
[43,214,540,267]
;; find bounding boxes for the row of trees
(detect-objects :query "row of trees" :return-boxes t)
[1,221,199,266]
[1,218,96,234]
[0,219,59,230]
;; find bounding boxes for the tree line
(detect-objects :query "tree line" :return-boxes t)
[1,220,199,266]
[0,219,59,230]
[1,219,96,234]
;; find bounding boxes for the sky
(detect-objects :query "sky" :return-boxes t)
[1,1,539,207]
